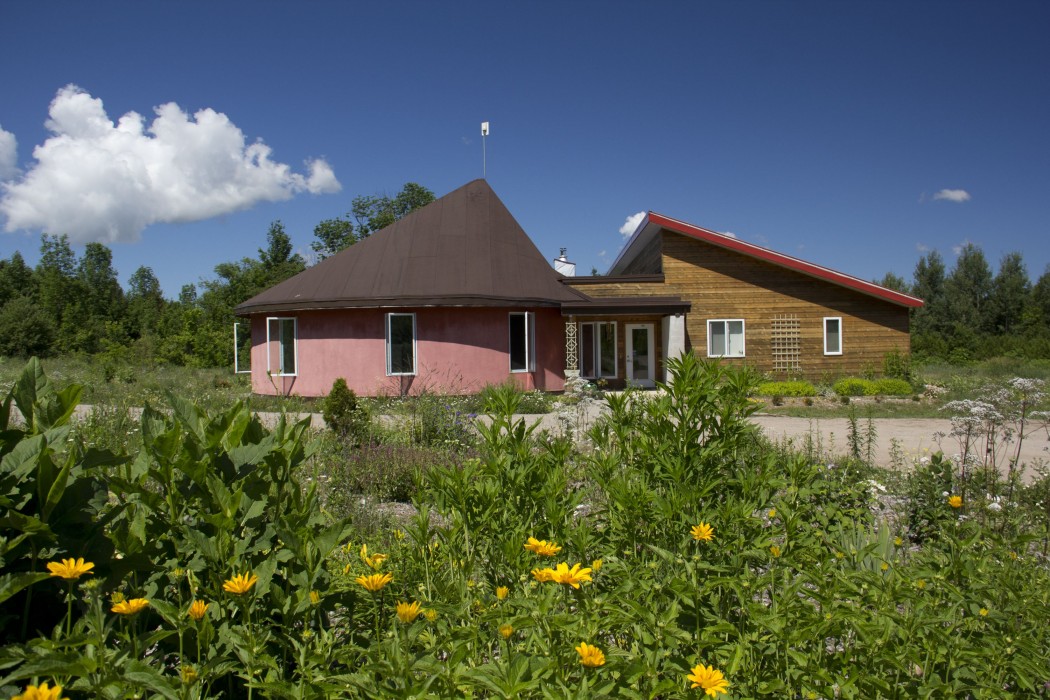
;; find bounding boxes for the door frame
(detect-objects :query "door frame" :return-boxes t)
[625,323,656,388]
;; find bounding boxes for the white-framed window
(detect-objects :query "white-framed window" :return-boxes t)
[824,317,843,355]
[386,313,417,376]
[266,317,298,376]
[579,321,617,378]
[707,319,745,358]
[509,312,536,372]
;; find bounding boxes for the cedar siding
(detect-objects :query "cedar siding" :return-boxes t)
[573,230,911,379]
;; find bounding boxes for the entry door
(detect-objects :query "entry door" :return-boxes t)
[625,324,655,388]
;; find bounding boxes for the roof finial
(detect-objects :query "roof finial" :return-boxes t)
[481,121,490,178]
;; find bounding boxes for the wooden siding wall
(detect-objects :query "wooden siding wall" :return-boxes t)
[620,235,663,274]
[659,233,911,377]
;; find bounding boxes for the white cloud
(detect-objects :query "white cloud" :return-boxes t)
[619,211,645,238]
[916,242,930,253]
[0,125,16,181]
[932,188,971,203]
[0,85,341,244]
[721,230,737,239]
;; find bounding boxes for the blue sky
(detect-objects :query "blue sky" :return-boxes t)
[1,1,1047,297]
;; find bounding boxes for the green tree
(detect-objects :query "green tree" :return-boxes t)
[351,182,435,237]
[35,234,77,335]
[877,272,908,294]
[944,243,994,335]
[988,252,1030,335]
[0,296,55,357]
[309,215,357,262]
[126,266,165,338]
[911,250,948,336]
[0,252,37,308]
[1031,264,1050,330]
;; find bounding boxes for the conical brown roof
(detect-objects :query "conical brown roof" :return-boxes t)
[236,179,588,314]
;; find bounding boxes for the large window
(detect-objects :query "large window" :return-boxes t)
[266,317,297,376]
[824,317,842,355]
[707,319,745,358]
[580,321,617,378]
[509,312,535,372]
[386,313,416,375]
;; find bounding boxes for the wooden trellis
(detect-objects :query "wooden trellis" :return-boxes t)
[770,314,801,373]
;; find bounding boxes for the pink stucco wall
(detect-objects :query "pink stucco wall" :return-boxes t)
[249,306,566,397]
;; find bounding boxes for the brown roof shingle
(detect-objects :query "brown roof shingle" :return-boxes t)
[236,179,587,315]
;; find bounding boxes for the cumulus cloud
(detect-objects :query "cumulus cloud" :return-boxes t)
[0,125,16,181]
[0,85,341,243]
[932,188,971,203]
[721,230,737,239]
[619,211,645,238]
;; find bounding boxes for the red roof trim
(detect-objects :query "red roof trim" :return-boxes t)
[647,213,924,308]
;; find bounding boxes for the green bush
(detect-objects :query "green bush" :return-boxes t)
[833,377,877,396]
[322,377,370,443]
[873,377,914,395]
[754,380,817,397]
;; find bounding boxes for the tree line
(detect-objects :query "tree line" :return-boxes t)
[0,183,434,368]
[878,243,1050,362]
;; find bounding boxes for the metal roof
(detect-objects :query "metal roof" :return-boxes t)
[236,180,588,315]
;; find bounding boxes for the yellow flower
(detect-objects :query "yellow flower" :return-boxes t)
[396,601,421,623]
[691,522,714,542]
[523,537,562,556]
[531,567,556,583]
[424,608,438,622]
[111,598,149,615]
[360,544,388,570]
[356,572,393,592]
[894,536,903,546]
[46,558,94,580]
[551,562,592,589]
[309,590,321,606]
[948,495,963,508]
[767,508,776,518]
[979,607,989,616]
[770,545,781,558]
[575,642,606,667]
[110,591,126,604]
[393,529,405,540]
[917,579,927,589]
[687,664,730,697]
[187,600,209,621]
[495,586,509,600]
[835,551,845,559]
[591,558,603,572]
[880,562,889,572]
[499,623,514,639]
[180,666,198,684]
[13,682,64,700]
[343,564,351,575]
[223,572,259,595]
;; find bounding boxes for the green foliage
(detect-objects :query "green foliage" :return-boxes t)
[873,378,914,395]
[834,377,913,396]
[312,182,436,261]
[321,378,370,443]
[754,380,817,397]
[881,347,912,382]
[0,297,55,358]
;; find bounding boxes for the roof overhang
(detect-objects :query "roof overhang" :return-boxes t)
[611,212,924,308]
[236,295,567,316]
[561,296,691,316]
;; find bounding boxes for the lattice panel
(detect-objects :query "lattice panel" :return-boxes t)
[770,314,801,373]
[565,320,579,371]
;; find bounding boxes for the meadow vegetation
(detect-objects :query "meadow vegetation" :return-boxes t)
[2,354,1049,698]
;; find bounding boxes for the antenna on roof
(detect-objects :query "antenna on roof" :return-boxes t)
[481,121,490,178]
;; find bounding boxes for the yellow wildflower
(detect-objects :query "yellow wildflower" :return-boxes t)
[591,558,603,572]
[531,567,556,583]
[46,558,94,580]
[424,608,438,622]
[187,600,209,621]
[523,537,562,556]
[917,579,926,589]
[767,508,776,518]
[356,572,393,592]
[770,545,781,558]
[180,666,198,684]
[687,664,730,697]
[979,607,989,616]
[393,529,405,540]
[880,562,889,572]
[499,623,514,639]
[948,495,963,508]
[111,598,149,615]
[575,642,606,667]
[223,572,259,595]
[360,544,388,570]
[551,562,592,589]
[894,536,903,546]
[110,591,126,604]
[309,590,321,606]
[691,522,714,542]
[13,682,64,700]
[495,586,509,600]
[396,601,421,623]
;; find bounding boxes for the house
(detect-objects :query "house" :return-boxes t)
[235,180,921,396]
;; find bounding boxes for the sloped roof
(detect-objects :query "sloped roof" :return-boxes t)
[611,212,924,308]
[236,180,587,315]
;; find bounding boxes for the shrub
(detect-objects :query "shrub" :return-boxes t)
[322,377,371,443]
[882,347,913,382]
[833,377,876,396]
[755,380,817,397]
[873,377,913,395]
